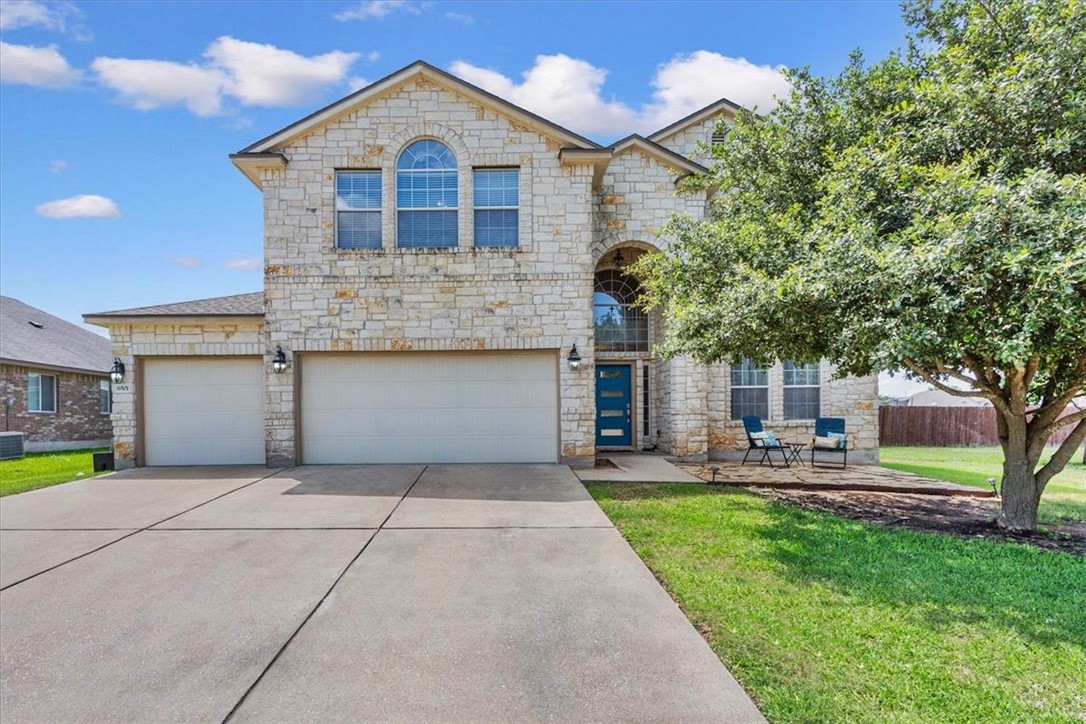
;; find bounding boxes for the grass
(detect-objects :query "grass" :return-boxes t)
[880,446,1086,525]
[0,448,111,497]
[589,482,1086,723]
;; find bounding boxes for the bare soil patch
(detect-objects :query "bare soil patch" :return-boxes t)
[746,486,1085,555]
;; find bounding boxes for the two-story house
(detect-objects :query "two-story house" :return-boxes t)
[85,61,878,469]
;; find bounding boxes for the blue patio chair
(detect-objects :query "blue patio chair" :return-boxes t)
[811,417,848,468]
[741,415,792,468]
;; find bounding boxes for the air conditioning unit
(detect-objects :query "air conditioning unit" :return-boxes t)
[0,431,25,460]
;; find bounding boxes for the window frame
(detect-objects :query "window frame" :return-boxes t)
[396,139,459,249]
[729,359,770,421]
[473,167,520,248]
[100,379,112,415]
[335,169,383,249]
[27,372,57,414]
[783,360,821,421]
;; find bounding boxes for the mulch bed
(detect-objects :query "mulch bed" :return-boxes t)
[745,487,1085,555]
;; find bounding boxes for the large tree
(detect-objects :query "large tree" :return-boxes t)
[637,0,1086,531]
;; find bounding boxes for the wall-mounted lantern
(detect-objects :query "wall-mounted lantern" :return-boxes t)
[110,357,125,384]
[271,346,290,374]
[567,343,582,372]
[613,248,625,269]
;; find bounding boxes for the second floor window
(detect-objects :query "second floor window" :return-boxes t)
[336,170,382,248]
[730,359,769,420]
[397,139,458,248]
[474,168,519,247]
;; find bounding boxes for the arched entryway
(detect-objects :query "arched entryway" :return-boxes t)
[593,245,657,450]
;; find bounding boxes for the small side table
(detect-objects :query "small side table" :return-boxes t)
[786,442,808,467]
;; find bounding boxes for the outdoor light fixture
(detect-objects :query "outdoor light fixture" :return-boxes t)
[110,357,125,384]
[566,343,582,372]
[711,465,721,484]
[613,249,625,269]
[272,346,289,374]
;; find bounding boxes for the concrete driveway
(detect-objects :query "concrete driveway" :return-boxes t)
[1,464,764,723]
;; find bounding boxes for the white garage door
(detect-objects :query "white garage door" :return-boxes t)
[301,353,559,464]
[143,358,265,465]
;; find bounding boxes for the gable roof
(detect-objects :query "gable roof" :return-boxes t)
[0,296,112,375]
[607,134,708,177]
[647,97,744,144]
[85,292,264,320]
[236,60,602,156]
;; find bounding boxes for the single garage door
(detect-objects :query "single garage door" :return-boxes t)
[301,352,559,464]
[143,358,265,465]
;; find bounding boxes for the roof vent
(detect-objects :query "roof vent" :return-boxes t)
[710,132,728,146]
[28,320,44,329]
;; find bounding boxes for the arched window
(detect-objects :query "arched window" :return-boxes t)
[397,139,458,248]
[594,269,649,352]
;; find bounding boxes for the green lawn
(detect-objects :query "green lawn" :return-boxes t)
[0,448,111,497]
[880,446,1086,525]
[589,483,1086,723]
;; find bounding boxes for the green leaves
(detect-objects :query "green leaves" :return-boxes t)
[639,0,1086,391]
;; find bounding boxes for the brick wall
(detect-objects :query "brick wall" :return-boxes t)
[0,364,112,448]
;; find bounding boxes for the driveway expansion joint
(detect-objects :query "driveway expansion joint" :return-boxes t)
[220,464,430,724]
[0,467,288,591]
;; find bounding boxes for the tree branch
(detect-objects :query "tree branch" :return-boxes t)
[1035,419,1086,490]
[900,359,1013,420]
[934,359,983,389]
[1050,409,1086,431]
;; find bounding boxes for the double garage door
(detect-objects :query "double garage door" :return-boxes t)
[141,353,558,465]
[301,353,559,464]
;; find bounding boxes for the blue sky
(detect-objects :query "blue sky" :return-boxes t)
[0,0,922,394]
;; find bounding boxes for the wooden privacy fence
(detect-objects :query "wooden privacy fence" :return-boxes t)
[879,405,1080,447]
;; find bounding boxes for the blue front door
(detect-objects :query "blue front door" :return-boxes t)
[596,364,632,447]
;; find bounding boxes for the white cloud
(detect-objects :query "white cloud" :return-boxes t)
[334,0,419,21]
[0,1,89,40]
[35,194,121,219]
[644,51,790,122]
[207,37,359,107]
[225,257,261,271]
[450,51,790,137]
[445,11,474,24]
[169,256,202,268]
[451,54,635,136]
[48,160,69,173]
[346,76,369,92]
[363,50,380,63]
[0,41,81,89]
[91,57,225,115]
[1,0,71,31]
[92,37,362,116]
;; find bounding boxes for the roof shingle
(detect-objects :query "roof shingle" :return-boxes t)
[87,292,264,318]
[0,296,113,374]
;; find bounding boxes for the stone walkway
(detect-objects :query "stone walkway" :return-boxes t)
[679,462,996,497]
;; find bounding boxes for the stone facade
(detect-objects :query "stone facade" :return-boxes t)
[0,364,112,451]
[103,321,265,466]
[256,78,597,466]
[93,64,879,467]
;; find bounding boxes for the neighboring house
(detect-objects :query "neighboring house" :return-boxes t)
[889,388,993,407]
[85,61,878,469]
[1,296,113,452]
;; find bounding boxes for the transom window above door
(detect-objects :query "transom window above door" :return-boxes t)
[397,139,458,248]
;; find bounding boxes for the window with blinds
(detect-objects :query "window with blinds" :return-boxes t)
[335,170,381,248]
[730,359,769,420]
[783,361,821,420]
[473,168,519,247]
[397,139,458,248]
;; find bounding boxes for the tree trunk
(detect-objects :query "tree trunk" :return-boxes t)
[999,454,1041,531]
[996,394,1043,532]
